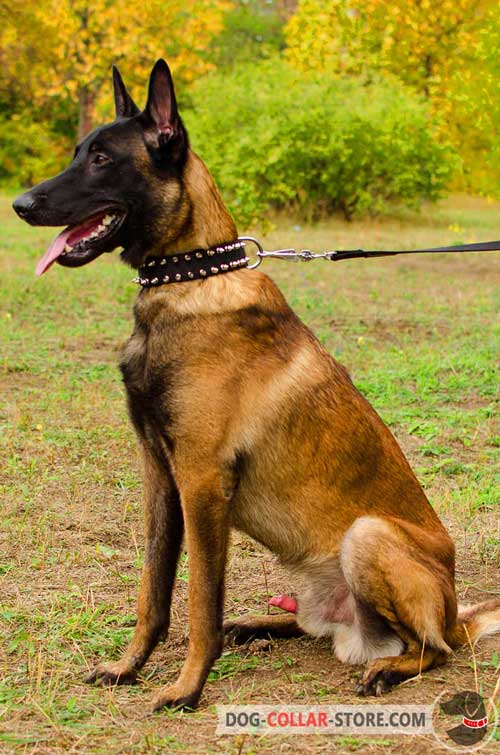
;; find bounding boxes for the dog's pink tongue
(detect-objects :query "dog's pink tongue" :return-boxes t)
[35,227,72,276]
[269,594,297,613]
[35,215,106,276]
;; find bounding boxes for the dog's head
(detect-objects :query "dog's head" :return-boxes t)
[13,60,191,272]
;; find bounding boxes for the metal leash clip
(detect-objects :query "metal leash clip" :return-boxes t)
[238,236,335,269]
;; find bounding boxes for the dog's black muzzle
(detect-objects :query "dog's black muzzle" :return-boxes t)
[12,191,45,224]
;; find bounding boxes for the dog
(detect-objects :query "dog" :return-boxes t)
[13,59,500,711]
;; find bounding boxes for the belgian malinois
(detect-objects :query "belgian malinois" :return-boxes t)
[13,60,500,711]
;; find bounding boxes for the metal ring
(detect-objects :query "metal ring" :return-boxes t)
[238,236,263,269]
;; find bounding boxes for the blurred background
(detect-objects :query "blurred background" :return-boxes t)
[1,0,499,227]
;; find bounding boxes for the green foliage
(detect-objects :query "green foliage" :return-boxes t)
[186,60,459,226]
[0,113,71,187]
[206,0,286,70]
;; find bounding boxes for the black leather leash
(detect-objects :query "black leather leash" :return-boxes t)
[244,237,500,268]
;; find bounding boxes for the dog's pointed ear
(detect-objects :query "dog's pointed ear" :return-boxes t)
[112,65,140,118]
[143,59,180,147]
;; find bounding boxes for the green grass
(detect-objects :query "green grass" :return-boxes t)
[0,192,499,754]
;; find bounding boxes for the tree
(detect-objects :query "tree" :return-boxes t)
[1,0,230,139]
[285,0,494,99]
[285,0,500,193]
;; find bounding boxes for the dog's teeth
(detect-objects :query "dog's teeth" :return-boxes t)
[64,244,73,252]
[102,214,114,226]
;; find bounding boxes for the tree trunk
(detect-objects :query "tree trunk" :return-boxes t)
[77,87,95,141]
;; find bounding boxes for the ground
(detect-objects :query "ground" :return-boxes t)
[0,193,499,754]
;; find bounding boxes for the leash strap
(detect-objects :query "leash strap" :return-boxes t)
[330,239,500,261]
[241,236,500,269]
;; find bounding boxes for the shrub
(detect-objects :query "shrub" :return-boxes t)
[184,59,460,227]
[0,114,71,188]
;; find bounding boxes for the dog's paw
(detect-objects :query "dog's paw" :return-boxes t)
[355,668,404,697]
[224,618,264,645]
[151,684,200,712]
[85,661,137,687]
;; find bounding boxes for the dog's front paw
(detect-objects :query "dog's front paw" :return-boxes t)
[151,683,201,712]
[85,661,137,687]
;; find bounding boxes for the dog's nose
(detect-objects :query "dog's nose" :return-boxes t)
[12,192,37,220]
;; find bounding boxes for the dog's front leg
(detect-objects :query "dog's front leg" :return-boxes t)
[152,472,230,711]
[86,443,183,686]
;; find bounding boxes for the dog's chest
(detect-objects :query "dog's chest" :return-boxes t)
[120,328,149,396]
[119,326,176,448]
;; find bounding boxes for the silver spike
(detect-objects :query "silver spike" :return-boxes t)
[160,258,167,265]
[185,254,191,261]
[196,252,203,258]
[147,260,155,267]
[175,273,181,281]
[132,277,140,284]
[188,272,194,279]
[207,250,215,256]
[220,264,229,271]
[151,277,158,284]
[140,278,147,285]
[172,256,179,263]
[216,247,223,253]
[211,266,218,274]
[163,275,170,283]
[200,269,207,276]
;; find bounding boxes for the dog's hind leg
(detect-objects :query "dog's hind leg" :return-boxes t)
[356,646,448,696]
[86,445,183,686]
[224,613,304,644]
[339,515,456,696]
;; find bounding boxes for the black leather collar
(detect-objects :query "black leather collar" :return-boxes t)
[134,240,248,288]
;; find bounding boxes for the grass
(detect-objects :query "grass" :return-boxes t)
[0,192,499,754]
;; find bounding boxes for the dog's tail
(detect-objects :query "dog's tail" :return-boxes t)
[447,599,500,649]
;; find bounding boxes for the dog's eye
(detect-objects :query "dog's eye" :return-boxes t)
[93,153,111,166]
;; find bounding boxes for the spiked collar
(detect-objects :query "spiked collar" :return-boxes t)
[134,239,249,288]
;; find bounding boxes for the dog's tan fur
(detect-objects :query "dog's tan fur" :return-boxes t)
[84,143,500,709]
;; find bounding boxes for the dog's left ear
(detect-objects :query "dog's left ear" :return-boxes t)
[112,66,140,118]
[142,59,181,149]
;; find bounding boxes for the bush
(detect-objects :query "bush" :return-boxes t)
[0,113,71,188]
[184,59,460,227]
